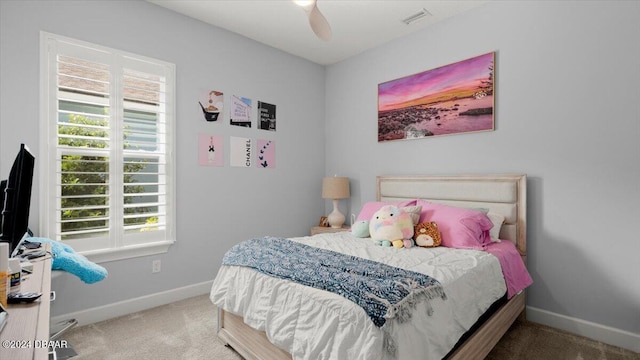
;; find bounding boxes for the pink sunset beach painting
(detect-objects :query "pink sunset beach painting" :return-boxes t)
[378,52,495,142]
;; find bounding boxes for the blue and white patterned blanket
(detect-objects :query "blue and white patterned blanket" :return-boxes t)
[222,237,446,331]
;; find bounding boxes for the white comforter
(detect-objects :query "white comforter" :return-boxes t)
[210,232,506,360]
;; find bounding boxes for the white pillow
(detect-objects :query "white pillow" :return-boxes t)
[401,205,422,225]
[487,212,505,242]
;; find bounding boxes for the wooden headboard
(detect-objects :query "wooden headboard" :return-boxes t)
[377,174,527,260]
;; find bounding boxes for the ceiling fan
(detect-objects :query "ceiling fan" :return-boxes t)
[294,0,332,41]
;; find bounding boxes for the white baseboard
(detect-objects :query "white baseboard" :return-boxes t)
[526,306,640,353]
[51,280,214,327]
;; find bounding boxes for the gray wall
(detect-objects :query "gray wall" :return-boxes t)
[0,1,326,316]
[325,1,640,335]
[1,0,638,341]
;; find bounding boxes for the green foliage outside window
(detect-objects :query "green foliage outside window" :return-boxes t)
[58,113,156,237]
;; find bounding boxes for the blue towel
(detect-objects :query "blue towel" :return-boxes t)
[30,237,107,284]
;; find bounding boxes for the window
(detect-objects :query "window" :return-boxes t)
[40,32,175,262]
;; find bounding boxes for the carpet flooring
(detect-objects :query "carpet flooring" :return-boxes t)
[63,294,639,360]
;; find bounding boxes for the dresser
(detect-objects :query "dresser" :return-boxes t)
[0,248,52,360]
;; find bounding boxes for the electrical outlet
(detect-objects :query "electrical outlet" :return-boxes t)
[152,259,161,273]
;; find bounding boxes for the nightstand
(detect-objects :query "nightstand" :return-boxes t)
[311,226,350,235]
[1,245,52,360]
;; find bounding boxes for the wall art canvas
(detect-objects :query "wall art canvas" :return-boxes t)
[256,139,275,169]
[230,136,252,167]
[199,90,224,122]
[378,52,495,142]
[231,95,252,128]
[258,101,276,131]
[198,134,223,166]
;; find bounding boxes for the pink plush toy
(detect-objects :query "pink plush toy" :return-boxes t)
[369,205,415,248]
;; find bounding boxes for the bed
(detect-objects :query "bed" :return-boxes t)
[210,174,529,360]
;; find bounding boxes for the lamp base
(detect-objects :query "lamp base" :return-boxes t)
[327,199,345,228]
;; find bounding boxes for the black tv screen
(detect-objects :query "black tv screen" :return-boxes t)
[0,143,35,255]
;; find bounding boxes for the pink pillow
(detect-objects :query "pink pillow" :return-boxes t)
[417,200,493,250]
[356,200,417,221]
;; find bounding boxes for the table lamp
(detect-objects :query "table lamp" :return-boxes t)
[322,176,350,228]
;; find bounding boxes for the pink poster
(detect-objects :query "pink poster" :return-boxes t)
[198,134,223,166]
[256,139,275,169]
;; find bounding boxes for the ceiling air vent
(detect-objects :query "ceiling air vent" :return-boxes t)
[402,8,432,25]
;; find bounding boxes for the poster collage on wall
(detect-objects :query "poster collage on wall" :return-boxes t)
[198,89,276,169]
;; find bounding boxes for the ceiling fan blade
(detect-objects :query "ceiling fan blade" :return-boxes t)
[308,4,332,41]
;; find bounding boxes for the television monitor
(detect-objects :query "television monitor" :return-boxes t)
[0,180,6,223]
[0,143,35,256]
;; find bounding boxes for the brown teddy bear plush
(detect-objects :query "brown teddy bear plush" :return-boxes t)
[413,222,442,248]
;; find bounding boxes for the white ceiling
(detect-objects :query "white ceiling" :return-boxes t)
[147,0,490,65]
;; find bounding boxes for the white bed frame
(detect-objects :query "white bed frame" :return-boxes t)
[217,174,527,360]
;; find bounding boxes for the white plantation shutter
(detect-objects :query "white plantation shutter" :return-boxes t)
[40,32,175,262]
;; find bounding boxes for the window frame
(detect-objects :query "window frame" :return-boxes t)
[39,31,176,263]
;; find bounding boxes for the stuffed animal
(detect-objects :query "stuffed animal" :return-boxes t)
[413,222,442,248]
[369,205,414,248]
[351,220,370,238]
[390,238,416,248]
[30,237,108,284]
